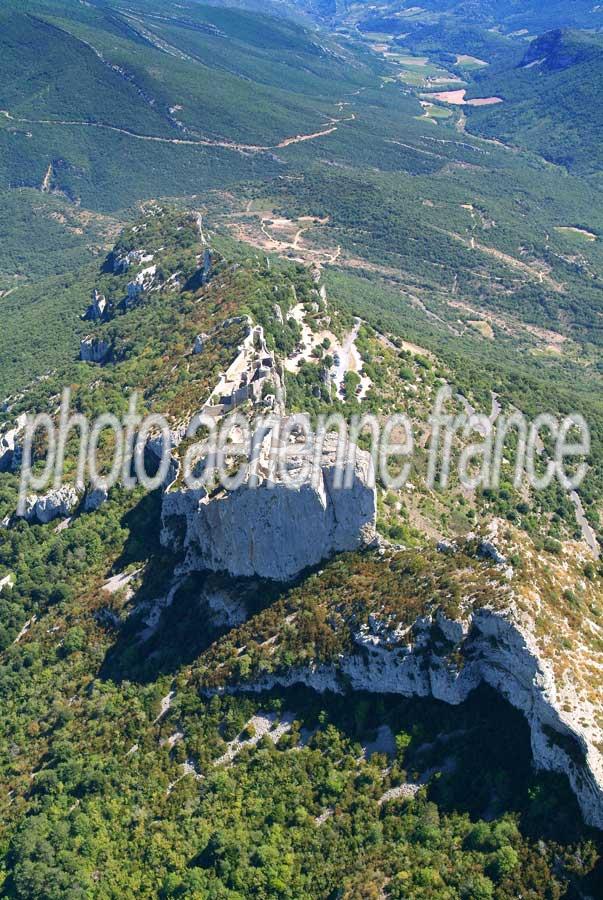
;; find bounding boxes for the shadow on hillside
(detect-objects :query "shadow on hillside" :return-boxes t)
[99,569,225,685]
[99,493,288,684]
[247,683,603,896]
[98,488,318,684]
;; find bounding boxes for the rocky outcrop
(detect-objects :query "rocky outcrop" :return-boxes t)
[184,249,216,293]
[112,248,154,274]
[145,426,187,466]
[520,29,580,73]
[80,336,111,364]
[0,574,14,594]
[126,265,157,306]
[0,413,26,473]
[478,540,507,566]
[84,486,109,513]
[205,586,248,629]
[161,436,377,581]
[84,289,109,322]
[193,333,210,355]
[22,486,80,524]
[201,249,212,285]
[437,540,458,555]
[227,606,603,830]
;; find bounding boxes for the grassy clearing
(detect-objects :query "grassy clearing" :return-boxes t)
[417,101,454,121]
[391,54,431,67]
[456,54,488,68]
[554,226,597,242]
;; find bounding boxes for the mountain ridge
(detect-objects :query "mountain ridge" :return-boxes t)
[1,2,603,895]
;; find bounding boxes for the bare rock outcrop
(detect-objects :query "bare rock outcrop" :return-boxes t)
[0,413,26,473]
[227,605,603,830]
[201,248,212,285]
[22,486,80,524]
[112,249,154,274]
[84,289,110,322]
[125,264,157,306]
[161,436,377,581]
[80,336,111,364]
[84,486,109,513]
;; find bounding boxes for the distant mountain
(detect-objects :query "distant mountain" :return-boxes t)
[292,0,603,32]
[395,1,600,31]
[284,0,603,72]
[465,29,603,174]
[521,27,603,71]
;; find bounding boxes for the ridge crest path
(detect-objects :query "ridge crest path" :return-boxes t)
[0,107,353,155]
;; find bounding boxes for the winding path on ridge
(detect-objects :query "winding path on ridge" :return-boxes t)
[0,107,354,156]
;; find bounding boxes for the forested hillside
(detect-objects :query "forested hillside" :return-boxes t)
[466,29,603,174]
[0,0,375,209]
[292,0,603,73]
[294,0,602,31]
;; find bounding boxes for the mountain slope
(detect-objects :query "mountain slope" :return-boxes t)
[464,29,603,174]
[291,0,603,73]
[1,5,603,895]
[0,210,602,896]
[0,0,374,209]
[292,0,603,31]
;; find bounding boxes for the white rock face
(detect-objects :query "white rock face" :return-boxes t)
[225,607,603,830]
[0,413,27,473]
[0,574,14,594]
[112,249,154,274]
[161,438,377,581]
[85,289,108,322]
[126,265,157,303]
[22,486,80,524]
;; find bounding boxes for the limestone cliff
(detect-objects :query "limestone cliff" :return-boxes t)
[0,413,26,473]
[22,486,80,524]
[210,602,603,830]
[161,436,377,581]
[80,336,111,364]
[195,541,603,830]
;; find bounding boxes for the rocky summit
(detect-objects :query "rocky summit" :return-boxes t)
[162,434,377,581]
